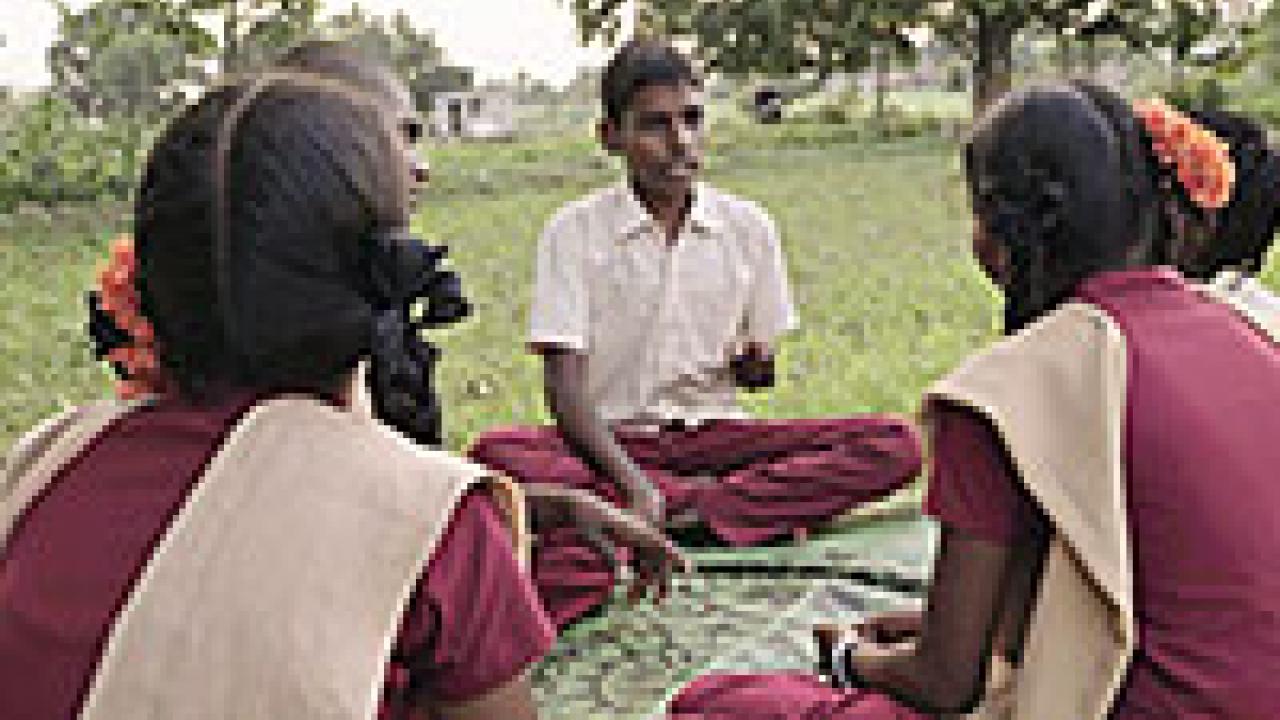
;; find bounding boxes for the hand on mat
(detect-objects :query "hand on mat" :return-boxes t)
[559,486,689,603]
[814,610,923,687]
[853,609,925,645]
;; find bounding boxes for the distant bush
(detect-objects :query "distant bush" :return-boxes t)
[715,122,866,149]
[787,91,860,126]
[0,94,155,212]
[875,110,946,140]
[1229,92,1280,131]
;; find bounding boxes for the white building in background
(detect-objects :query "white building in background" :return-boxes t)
[430,90,516,141]
[1222,0,1265,23]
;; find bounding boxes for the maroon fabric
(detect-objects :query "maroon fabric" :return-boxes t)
[1075,269,1280,718]
[666,269,1280,719]
[928,268,1280,718]
[923,402,1047,546]
[469,416,922,628]
[668,673,925,720]
[0,394,553,720]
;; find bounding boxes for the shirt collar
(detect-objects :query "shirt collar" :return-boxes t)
[613,181,721,240]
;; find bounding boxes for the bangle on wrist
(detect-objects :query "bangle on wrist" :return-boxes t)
[832,634,864,690]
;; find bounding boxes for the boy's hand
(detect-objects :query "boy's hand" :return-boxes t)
[731,342,776,390]
[621,470,665,526]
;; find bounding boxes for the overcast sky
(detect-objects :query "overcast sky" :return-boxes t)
[0,0,632,89]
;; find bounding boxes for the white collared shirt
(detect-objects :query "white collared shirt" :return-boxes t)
[529,181,797,423]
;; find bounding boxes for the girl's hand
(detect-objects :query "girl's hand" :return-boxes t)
[529,485,689,603]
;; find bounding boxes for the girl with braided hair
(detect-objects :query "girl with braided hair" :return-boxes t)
[668,83,1280,720]
[1070,83,1277,338]
[0,70,685,720]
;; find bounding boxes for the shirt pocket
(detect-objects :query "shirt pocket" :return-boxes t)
[684,241,753,318]
[586,243,664,322]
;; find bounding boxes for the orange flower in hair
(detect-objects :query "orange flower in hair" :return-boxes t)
[90,234,170,400]
[1133,98,1236,210]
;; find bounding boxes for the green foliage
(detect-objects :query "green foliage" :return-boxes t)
[11,131,1274,452]
[0,136,990,450]
[0,95,153,210]
[2,0,478,208]
[566,1,1224,113]
[48,0,215,122]
[326,7,472,109]
[184,0,322,73]
[1229,92,1280,129]
[572,0,927,78]
[783,94,949,141]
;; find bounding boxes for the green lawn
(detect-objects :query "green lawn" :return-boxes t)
[3,128,1279,720]
[2,132,1276,454]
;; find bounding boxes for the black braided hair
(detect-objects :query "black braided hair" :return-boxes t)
[131,84,242,396]
[86,290,133,377]
[364,229,470,446]
[1181,109,1280,279]
[966,83,1164,334]
[124,74,467,445]
[1067,80,1174,264]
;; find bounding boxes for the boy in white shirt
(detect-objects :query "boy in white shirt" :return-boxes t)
[470,39,921,629]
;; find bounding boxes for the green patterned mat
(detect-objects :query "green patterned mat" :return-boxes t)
[531,517,937,719]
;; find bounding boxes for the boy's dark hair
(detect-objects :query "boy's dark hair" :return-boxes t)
[601,38,700,124]
[966,83,1166,333]
[1182,109,1280,279]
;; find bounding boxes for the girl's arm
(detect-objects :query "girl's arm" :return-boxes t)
[847,526,1028,715]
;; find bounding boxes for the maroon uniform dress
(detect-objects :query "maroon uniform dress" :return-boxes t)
[0,392,555,720]
[668,269,1280,719]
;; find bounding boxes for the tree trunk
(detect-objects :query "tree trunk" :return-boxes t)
[1172,45,1189,92]
[222,1,240,75]
[874,44,890,129]
[1084,38,1101,74]
[1056,33,1072,76]
[974,13,1014,116]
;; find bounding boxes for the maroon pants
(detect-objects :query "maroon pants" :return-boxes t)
[468,416,922,628]
[667,672,924,719]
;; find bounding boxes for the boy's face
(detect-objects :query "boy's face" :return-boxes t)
[603,82,705,202]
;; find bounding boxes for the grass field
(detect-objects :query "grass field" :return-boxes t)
[2,130,1277,452]
[3,127,1279,719]
[0,134,994,451]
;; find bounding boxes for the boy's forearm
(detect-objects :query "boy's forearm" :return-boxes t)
[541,351,651,500]
[551,389,640,486]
